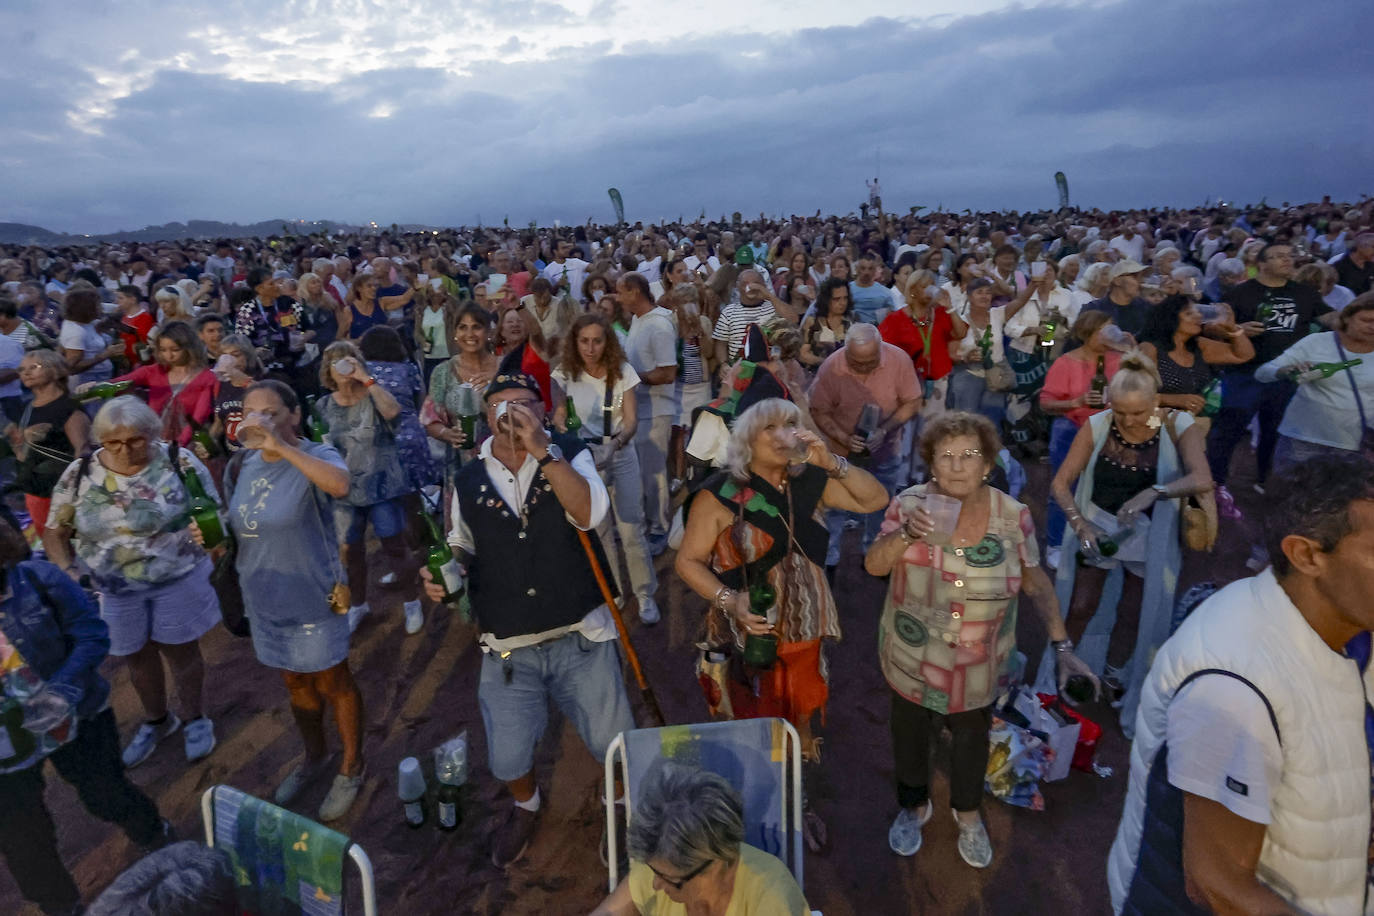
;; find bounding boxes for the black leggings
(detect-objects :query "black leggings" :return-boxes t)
[890,690,992,813]
[0,708,161,913]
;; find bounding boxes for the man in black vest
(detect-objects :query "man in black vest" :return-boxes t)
[422,372,633,869]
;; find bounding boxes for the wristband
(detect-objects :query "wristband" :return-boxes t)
[363,377,377,388]
[826,454,849,479]
[1052,638,1075,654]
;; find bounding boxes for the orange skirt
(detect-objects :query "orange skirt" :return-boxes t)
[723,638,828,729]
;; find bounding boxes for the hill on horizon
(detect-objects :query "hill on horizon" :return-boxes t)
[0,218,381,246]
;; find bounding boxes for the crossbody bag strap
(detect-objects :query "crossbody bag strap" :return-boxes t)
[1335,335,1369,430]
[601,376,614,445]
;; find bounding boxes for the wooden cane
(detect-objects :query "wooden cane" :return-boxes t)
[576,528,667,727]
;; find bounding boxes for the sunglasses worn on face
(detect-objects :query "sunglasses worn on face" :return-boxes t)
[102,437,147,451]
[648,858,711,890]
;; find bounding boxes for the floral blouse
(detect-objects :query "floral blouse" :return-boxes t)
[47,445,219,594]
[876,484,1039,714]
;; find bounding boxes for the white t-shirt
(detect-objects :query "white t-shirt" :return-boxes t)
[551,362,640,440]
[540,257,590,304]
[1166,674,1283,825]
[0,333,22,398]
[625,306,679,419]
[684,254,720,277]
[637,256,663,284]
[58,319,112,384]
[1109,233,1146,263]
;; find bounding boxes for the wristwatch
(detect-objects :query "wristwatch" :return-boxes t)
[537,443,564,468]
[1151,483,1169,498]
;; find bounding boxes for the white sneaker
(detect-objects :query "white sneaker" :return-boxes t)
[403,599,424,635]
[183,717,216,762]
[953,810,993,868]
[1045,546,1061,570]
[888,801,933,856]
[638,596,661,625]
[347,604,369,633]
[121,713,182,768]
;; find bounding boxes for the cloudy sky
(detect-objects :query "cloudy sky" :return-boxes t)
[2,0,1371,234]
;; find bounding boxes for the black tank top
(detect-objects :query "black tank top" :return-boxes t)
[1156,347,1212,396]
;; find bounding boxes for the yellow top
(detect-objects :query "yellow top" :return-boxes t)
[628,843,809,916]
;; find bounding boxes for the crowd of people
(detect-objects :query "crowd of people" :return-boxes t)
[0,193,1372,915]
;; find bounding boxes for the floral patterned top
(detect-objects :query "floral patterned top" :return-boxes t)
[876,484,1039,714]
[47,445,219,594]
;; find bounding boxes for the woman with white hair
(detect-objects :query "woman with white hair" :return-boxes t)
[43,397,222,770]
[676,397,888,850]
[1072,261,1113,318]
[591,762,810,915]
[153,285,194,325]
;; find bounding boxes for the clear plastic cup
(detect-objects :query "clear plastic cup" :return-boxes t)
[333,356,358,377]
[1098,324,1130,350]
[778,428,810,463]
[897,490,924,523]
[1196,303,1224,324]
[923,493,963,546]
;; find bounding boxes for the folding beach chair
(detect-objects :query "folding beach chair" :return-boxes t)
[603,717,803,893]
[201,784,377,916]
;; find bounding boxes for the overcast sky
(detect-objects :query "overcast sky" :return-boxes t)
[3,0,1371,234]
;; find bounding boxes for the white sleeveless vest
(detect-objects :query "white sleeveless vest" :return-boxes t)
[1108,570,1371,915]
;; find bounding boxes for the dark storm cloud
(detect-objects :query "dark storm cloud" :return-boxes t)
[1,0,1371,233]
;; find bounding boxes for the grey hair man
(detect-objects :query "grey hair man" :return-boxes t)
[808,322,923,577]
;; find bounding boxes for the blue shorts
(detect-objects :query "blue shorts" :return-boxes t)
[335,497,407,544]
[478,633,636,782]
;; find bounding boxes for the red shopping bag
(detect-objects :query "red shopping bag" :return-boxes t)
[1037,694,1102,772]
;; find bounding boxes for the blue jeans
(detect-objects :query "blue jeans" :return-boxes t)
[1205,373,1294,486]
[825,451,902,567]
[946,366,1007,428]
[335,497,412,602]
[478,633,636,782]
[1046,416,1080,550]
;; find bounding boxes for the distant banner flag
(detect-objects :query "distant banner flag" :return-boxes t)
[1054,172,1070,209]
[607,188,625,225]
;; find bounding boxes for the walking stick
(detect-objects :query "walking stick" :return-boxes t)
[576,528,667,727]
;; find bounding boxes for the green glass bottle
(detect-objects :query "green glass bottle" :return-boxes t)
[420,508,463,605]
[188,417,221,458]
[1040,310,1059,349]
[435,756,463,832]
[1090,356,1108,400]
[742,582,778,668]
[183,468,225,549]
[304,396,328,443]
[76,379,133,402]
[564,396,582,435]
[1293,358,1363,382]
[1201,377,1222,417]
[1256,300,1275,322]
[0,697,37,768]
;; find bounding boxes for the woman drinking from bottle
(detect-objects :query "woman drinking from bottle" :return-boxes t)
[1049,352,1213,732]
[317,341,424,636]
[214,379,365,822]
[864,411,1096,868]
[207,333,263,455]
[675,398,888,852]
[1137,297,1253,437]
[551,314,659,625]
[9,350,89,533]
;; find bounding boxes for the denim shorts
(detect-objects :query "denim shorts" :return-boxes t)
[99,557,221,656]
[334,497,407,544]
[477,633,636,782]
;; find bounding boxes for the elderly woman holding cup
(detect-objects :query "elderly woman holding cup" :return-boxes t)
[676,397,888,851]
[864,410,1095,868]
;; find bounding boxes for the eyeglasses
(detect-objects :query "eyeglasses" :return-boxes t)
[102,436,148,451]
[934,448,983,466]
[647,858,712,890]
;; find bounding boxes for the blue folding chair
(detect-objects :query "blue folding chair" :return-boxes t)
[603,717,804,893]
[200,784,377,916]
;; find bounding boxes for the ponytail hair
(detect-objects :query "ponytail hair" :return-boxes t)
[1107,349,1161,403]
